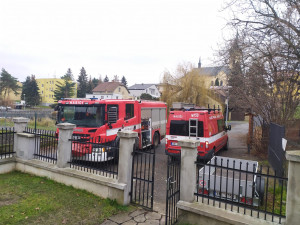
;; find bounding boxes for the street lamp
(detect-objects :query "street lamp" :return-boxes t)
[23,94,26,110]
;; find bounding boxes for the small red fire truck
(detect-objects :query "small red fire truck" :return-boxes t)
[165,103,231,160]
[56,98,167,161]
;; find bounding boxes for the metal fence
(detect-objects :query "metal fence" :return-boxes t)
[195,156,287,224]
[24,127,58,163]
[70,135,119,178]
[165,155,181,225]
[0,109,53,120]
[130,145,156,210]
[0,127,15,159]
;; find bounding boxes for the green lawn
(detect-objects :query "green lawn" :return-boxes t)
[0,171,131,225]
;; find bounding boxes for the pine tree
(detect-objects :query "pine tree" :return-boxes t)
[54,79,76,102]
[87,76,94,94]
[121,76,127,87]
[104,75,109,82]
[77,67,88,97]
[21,75,40,106]
[0,68,20,99]
[61,68,74,81]
[92,77,99,89]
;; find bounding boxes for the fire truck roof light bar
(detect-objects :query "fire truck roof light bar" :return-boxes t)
[170,105,221,113]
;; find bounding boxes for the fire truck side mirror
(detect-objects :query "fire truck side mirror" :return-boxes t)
[226,125,231,131]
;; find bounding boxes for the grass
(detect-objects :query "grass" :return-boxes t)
[0,171,131,225]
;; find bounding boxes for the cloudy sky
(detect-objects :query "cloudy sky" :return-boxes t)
[0,0,229,86]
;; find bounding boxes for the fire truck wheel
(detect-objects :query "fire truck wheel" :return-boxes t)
[153,132,159,148]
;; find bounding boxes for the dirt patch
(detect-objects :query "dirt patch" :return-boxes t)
[0,194,20,206]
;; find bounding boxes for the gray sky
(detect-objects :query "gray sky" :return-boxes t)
[0,0,228,86]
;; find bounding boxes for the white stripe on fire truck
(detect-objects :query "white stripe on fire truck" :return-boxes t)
[166,131,227,143]
[106,124,141,136]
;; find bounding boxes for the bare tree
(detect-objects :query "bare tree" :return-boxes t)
[221,0,300,126]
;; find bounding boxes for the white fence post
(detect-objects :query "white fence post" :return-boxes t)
[286,150,300,224]
[57,123,75,168]
[117,131,138,205]
[12,117,37,160]
[178,139,200,202]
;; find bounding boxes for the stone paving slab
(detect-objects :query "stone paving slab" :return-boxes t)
[109,213,132,224]
[101,207,164,225]
[134,214,146,223]
[129,209,147,217]
[101,220,118,225]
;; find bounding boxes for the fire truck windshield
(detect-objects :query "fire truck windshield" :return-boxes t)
[58,104,105,127]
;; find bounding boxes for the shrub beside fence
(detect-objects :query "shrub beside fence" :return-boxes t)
[195,156,287,224]
[24,127,58,163]
[70,135,119,178]
[0,127,15,159]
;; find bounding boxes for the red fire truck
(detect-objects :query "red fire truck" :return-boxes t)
[165,103,231,160]
[56,98,167,161]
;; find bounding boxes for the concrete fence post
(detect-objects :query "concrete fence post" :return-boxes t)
[13,117,30,133]
[117,131,138,205]
[178,139,200,202]
[12,117,35,159]
[57,123,75,168]
[285,150,300,224]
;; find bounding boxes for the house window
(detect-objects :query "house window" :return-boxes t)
[220,80,223,86]
[125,104,134,120]
[119,87,121,92]
[42,84,44,87]
[42,91,43,94]
[211,81,214,86]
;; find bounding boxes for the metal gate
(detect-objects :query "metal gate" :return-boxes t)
[165,155,181,225]
[130,145,156,210]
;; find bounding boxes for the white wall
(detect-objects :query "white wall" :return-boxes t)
[86,93,123,99]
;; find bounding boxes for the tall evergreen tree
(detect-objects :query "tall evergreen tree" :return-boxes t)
[121,76,127,87]
[21,75,40,106]
[104,75,109,82]
[54,79,76,102]
[0,68,20,99]
[77,67,88,97]
[61,68,74,81]
[87,76,94,94]
[92,77,99,89]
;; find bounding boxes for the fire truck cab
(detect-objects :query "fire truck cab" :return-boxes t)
[56,99,167,151]
[165,103,231,160]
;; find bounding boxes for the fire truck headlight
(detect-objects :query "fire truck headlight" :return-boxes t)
[205,141,209,149]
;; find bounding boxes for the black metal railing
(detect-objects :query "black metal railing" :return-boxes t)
[70,135,119,178]
[130,144,156,210]
[195,156,287,224]
[0,127,15,159]
[24,127,58,163]
[165,155,181,225]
